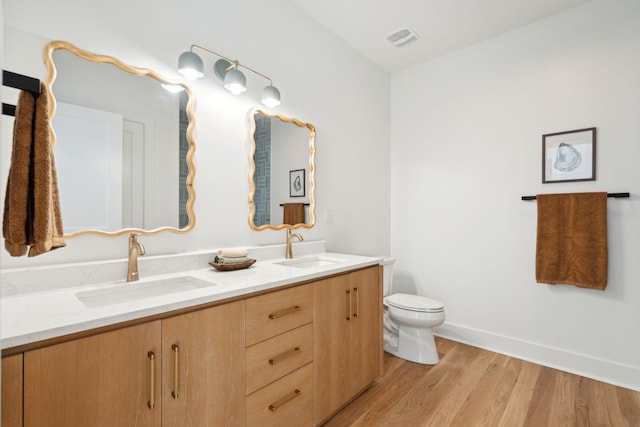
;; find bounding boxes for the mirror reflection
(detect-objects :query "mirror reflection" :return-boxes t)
[44,40,196,237]
[248,109,316,231]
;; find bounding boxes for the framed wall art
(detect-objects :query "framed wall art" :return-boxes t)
[542,127,596,183]
[289,169,305,197]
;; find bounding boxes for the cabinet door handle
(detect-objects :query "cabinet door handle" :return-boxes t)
[147,351,155,409]
[269,346,301,365]
[171,344,179,399]
[346,289,351,320]
[353,287,359,318]
[268,389,301,412]
[268,305,301,319]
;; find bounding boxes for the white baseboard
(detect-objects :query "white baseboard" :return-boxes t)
[434,322,640,392]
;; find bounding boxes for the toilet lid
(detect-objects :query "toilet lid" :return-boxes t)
[385,293,444,313]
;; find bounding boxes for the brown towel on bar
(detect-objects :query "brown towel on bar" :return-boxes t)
[535,192,607,290]
[283,203,305,225]
[3,88,34,256]
[3,83,66,257]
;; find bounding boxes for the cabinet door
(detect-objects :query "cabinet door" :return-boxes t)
[313,273,352,423]
[349,266,382,394]
[24,321,162,427]
[2,354,23,427]
[162,300,245,427]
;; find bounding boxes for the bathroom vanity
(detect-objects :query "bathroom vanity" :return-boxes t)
[1,252,382,427]
[0,37,381,427]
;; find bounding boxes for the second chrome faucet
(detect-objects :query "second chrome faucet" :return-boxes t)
[285,228,303,259]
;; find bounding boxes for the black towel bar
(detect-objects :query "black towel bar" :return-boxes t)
[279,203,310,206]
[2,70,42,117]
[2,103,17,116]
[3,70,41,95]
[522,192,629,201]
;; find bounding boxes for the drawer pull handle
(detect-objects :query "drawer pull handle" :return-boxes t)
[346,289,351,320]
[147,351,155,409]
[353,287,359,318]
[269,346,301,365]
[171,344,179,399]
[269,389,301,412]
[268,305,301,319]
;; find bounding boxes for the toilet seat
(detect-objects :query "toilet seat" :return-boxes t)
[385,293,444,313]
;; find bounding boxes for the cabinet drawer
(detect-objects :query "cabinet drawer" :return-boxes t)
[246,363,314,427]
[246,284,313,346]
[246,323,313,395]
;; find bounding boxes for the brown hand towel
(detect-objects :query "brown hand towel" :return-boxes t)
[3,88,35,256]
[283,203,305,225]
[2,83,66,257]
[535,192,607,290]
[28,83,66,256]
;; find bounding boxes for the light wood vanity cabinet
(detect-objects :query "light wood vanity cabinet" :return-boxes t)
[245,284,314,427]
[314,266,382,424]
[2,263,382,427]
[2,354,23,427]
[21,300,245,427]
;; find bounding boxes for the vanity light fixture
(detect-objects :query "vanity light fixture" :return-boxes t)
[178,44,281,107]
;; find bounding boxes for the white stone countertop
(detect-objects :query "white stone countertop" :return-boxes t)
[1,252,382,350]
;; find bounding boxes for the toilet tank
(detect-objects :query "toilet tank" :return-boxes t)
[381,257,396,296]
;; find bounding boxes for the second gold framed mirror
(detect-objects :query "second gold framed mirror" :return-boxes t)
[248,108,316,231]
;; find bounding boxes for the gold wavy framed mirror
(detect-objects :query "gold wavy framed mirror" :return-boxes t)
[44,40,196,237]
[248,108,316,231]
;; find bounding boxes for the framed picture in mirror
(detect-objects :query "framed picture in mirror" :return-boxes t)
[290,169,305,197]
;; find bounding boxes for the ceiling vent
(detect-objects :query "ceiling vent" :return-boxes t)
[386,28,419,47]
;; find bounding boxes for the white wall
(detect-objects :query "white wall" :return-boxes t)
[391,0,640,390]
[0,0,391,268]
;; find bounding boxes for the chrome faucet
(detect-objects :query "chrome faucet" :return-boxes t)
[127,233,145,282]
[285,228,303,259]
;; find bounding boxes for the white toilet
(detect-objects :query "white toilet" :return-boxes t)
[382,257,445,364]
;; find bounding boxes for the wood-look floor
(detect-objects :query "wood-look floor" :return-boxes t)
[323,337,640,427]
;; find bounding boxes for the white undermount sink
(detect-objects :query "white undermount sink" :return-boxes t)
[274,255,346,269]
[76,276,215,308]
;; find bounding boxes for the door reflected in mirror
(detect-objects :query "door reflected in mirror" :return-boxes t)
[44,40,196,237]
[248,109,316,231]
